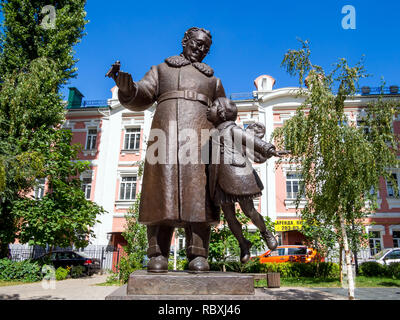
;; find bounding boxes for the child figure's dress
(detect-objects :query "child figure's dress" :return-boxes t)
[209,120,275,206]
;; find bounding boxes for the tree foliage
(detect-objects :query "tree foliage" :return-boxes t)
[0,0,103,257]
[11,129,105,249]
[119,194,148,282]
[209,209,275,271]
[272,39,400,299]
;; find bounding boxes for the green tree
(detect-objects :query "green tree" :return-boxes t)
[11,129,105,249]
[209,209,274,272]
[273,40,400,299]
[119,194,148,282]
[0,0,97,257]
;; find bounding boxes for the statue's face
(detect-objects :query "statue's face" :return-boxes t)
[206,101,220,124]
[247,124,265,139]
[183,31,211,63]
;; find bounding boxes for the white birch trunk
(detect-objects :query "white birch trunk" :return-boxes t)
[173,231,177,271]
[339,213,355,300]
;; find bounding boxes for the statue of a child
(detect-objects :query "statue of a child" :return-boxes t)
[207,97,280,263]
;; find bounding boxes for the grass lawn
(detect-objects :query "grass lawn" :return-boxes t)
[95,279,122,286]
[255,276,400,288]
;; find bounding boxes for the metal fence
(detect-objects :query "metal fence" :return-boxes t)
[8,245,123,272]
[325,248,372,264]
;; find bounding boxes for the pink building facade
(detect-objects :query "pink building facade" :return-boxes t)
[63,77,400,257]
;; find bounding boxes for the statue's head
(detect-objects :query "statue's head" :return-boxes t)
[207,97,238,125]
[182,27,212,63]
[246,122,266,139]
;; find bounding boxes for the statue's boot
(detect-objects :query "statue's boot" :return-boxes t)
[188,256,209,272]
[261,230,278,251]
[240,239,252,264]
[147,255,168,273]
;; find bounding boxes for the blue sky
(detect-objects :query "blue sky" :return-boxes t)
[62,0,400,101]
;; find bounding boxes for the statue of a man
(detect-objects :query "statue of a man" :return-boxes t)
[112,27,226,272]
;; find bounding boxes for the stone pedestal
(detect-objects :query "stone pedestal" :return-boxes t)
[105,270,271,300]
[127,270,254,295]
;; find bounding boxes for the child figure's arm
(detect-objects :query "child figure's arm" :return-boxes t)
[231,126,279,159]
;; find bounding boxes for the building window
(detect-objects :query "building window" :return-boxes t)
[386,173,399,198]
[34,179,46,199]
[369,231,382,256]
[86,129,97,150]
[356,119,370,135]
[393,231,400,248]
[119,176,137,200]
[286,173,304,199]
[178,237,185,251]
[124,128,141,150]
[81,177,92,200]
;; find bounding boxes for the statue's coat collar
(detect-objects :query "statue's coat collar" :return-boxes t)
[165,54,214,77]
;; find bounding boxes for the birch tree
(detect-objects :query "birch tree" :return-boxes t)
[272,40,400,300]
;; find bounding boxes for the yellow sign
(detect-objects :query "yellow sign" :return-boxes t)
[275,220,303,232]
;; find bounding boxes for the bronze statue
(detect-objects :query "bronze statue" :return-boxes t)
[109,27,225,272]
[207,97,279,263]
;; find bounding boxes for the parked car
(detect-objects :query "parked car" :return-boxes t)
[257,245,324,264]
[34,250,101,275]
[365,248,400,265]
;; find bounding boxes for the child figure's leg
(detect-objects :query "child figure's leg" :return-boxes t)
[221,203,252,263]
[239,199,278,251]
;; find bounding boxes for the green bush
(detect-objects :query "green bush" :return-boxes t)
[55,267,69,281]
[118,254,144,283]
[387,263,400,279]
[168,258,188,271]
[70,265,85,278]
[359,262,386,277]
[209,259,340,278]
[0,259,43,282]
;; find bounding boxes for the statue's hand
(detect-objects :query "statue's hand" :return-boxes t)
[116,71,135,95]
[263,145,281,158]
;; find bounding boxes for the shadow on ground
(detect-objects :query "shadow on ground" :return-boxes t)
[378,281,400,287]
[0,294,20,300]
[0,293,66,300]
[264,288,342,300]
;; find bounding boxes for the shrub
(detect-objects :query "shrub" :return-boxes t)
[358,262,386,277]
[168,258,188,271]
[55,267,69,281]
[70,265,85,278]
[236,259,340,278]
[118,254,143,283]
[0,259,42,282]
[387,263,400,279]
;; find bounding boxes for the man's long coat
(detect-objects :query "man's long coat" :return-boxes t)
[118,54,226,226]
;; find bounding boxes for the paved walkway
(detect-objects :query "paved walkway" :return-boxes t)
[314,287,400,300]
[0,274,116,300]
[0,275,399,300]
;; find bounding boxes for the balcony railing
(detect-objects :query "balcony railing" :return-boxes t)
[67,100,110,109]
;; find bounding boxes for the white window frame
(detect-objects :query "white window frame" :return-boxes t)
[85,128,98,150]
[119,175,137,201]
[285,172,304,200]
[393,231,400,248]
[34,178,46,200]
[386,173,399,198]
[123,127,141,151]
[366,225,385,256]
[81,177,92,200]
[80,171,93,200]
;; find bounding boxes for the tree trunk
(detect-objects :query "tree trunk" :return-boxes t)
[0,243,10,259]
[339,243,343,283]
[339,213,355,300]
